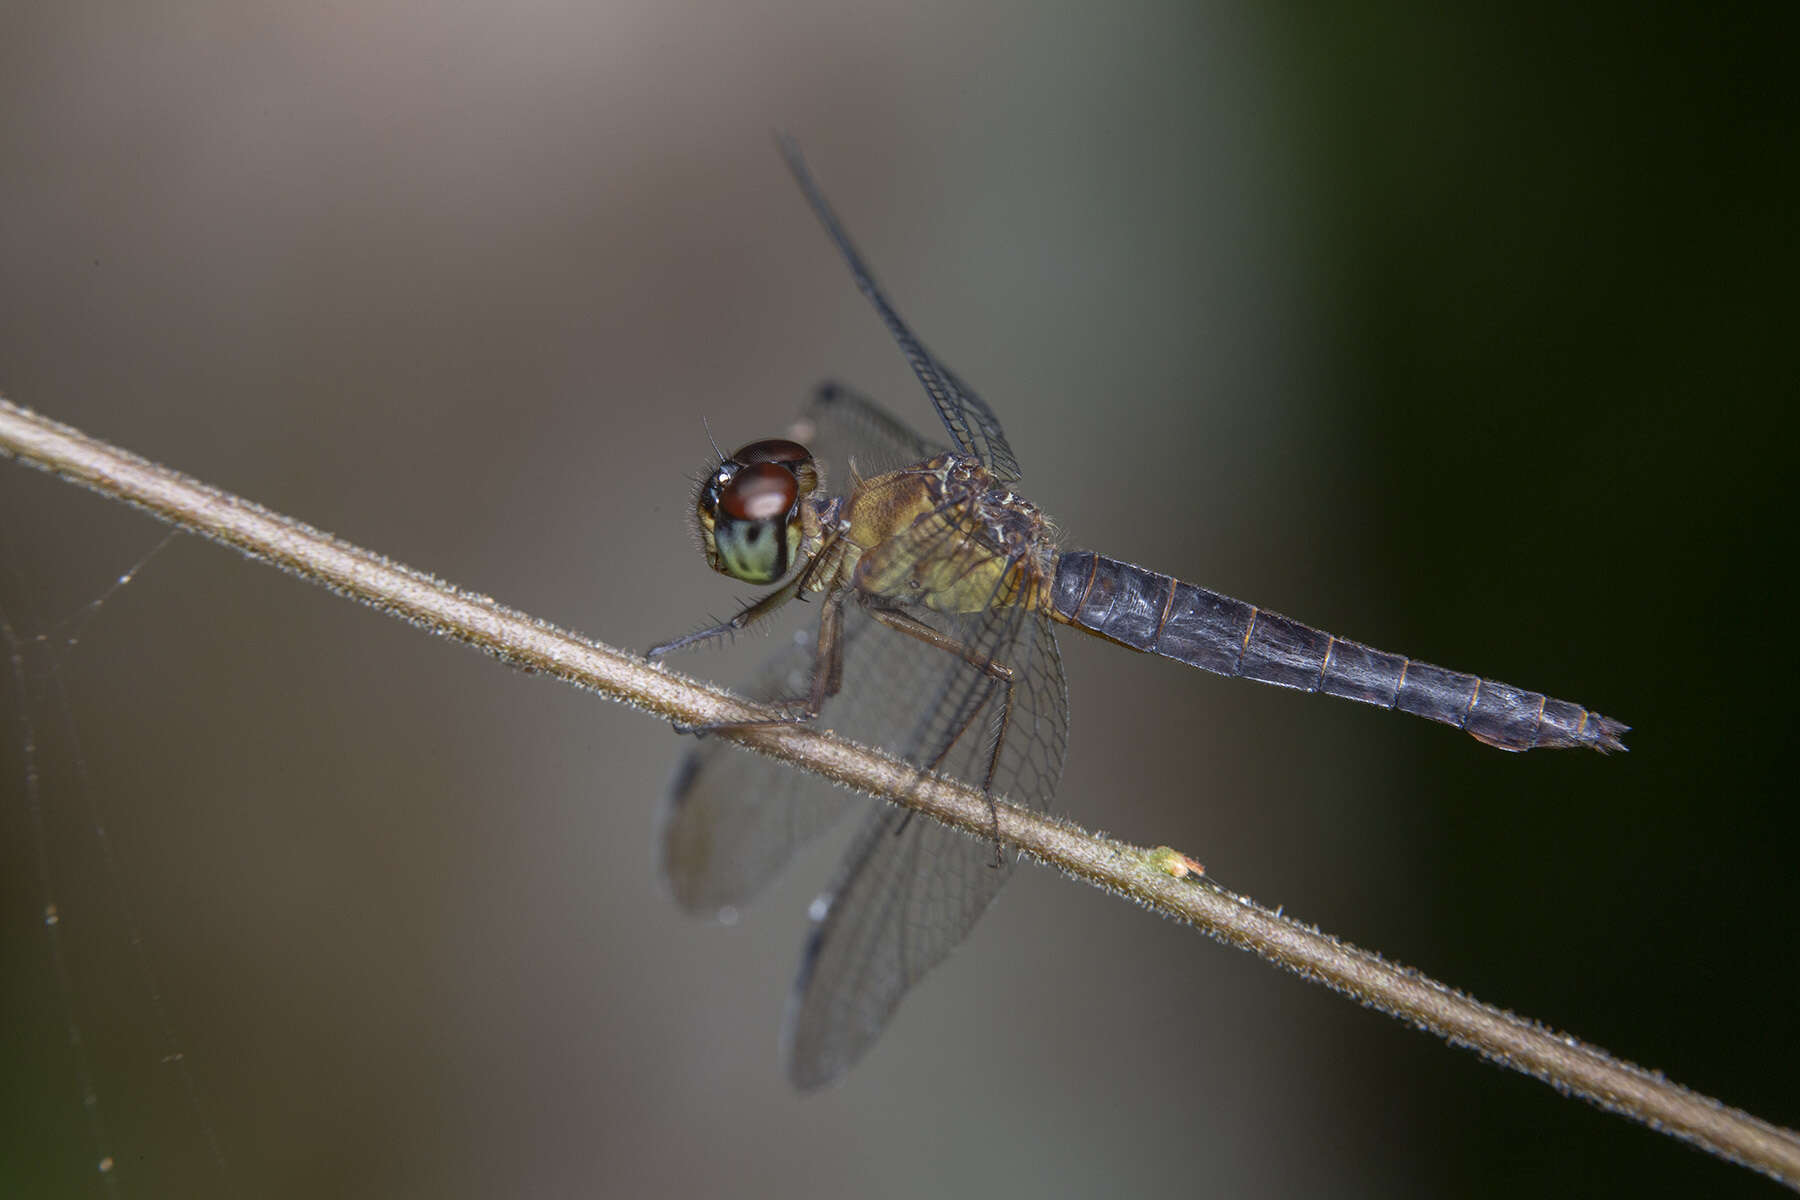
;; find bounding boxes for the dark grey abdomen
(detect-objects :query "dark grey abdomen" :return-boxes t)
[1049,551,1626,753]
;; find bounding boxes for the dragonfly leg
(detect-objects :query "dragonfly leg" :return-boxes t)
[647,571,809,662]
[974,671,1015,867]
[648,574,814,735]
[664,590,851,737]
[806,588,848,716]
[864,607,1015,683]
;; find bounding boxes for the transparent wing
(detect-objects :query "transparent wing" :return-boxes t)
[933,361,1020,481]
[783,586,1069,1088]
[778,136,1022,481]
[794,381,945,485]
[661,622,859,917]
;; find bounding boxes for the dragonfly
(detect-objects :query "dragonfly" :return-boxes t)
[649,138,1628,1090]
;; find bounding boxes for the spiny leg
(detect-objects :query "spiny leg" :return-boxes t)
[647,569,809,662]
[650,532,851,733]
[648,564,809,733]
[662,589,851,737]
[866,606,1015,683]
[974,670,1017,866]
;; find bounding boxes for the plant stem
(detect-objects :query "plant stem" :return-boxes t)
[4,395,1797,1187]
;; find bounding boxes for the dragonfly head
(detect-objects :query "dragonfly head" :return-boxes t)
[695,438,819,585]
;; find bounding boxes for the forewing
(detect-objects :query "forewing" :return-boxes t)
[662,592,996,917]
[783,803,1008,1088]
[934,362,1022,484]
[778,136,1021,481]
[783,592,1070,1088]
[661,624,854,917]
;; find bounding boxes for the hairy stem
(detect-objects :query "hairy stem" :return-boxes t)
[4,396,1797,1187]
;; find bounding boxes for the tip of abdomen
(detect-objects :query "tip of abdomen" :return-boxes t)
[1590,715,1631,754]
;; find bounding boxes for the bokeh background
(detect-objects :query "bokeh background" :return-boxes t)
[3,3,1794,1196]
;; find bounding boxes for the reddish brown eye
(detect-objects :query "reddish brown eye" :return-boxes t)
[730,438,819,498]
[720,461,798,521]
[733,438,810,467]
[695,437,815,583]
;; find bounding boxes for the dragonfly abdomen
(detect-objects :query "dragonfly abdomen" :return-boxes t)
[1049,551,1626,753]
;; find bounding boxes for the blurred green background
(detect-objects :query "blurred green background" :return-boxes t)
[3,3,1794,1196]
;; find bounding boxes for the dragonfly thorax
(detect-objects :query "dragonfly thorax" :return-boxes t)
[833,452,1057,616]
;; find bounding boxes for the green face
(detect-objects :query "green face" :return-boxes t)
[696,438,818,585]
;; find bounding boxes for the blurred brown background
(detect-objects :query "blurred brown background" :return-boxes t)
[3,3,1794,1197]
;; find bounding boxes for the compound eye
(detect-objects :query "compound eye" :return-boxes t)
[719,461,799,522]
[733,438,809,466]
[731,438,819,498]
[703,461,803,584]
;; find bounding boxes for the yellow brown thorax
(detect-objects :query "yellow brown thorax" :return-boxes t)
[807,453,1055,616]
